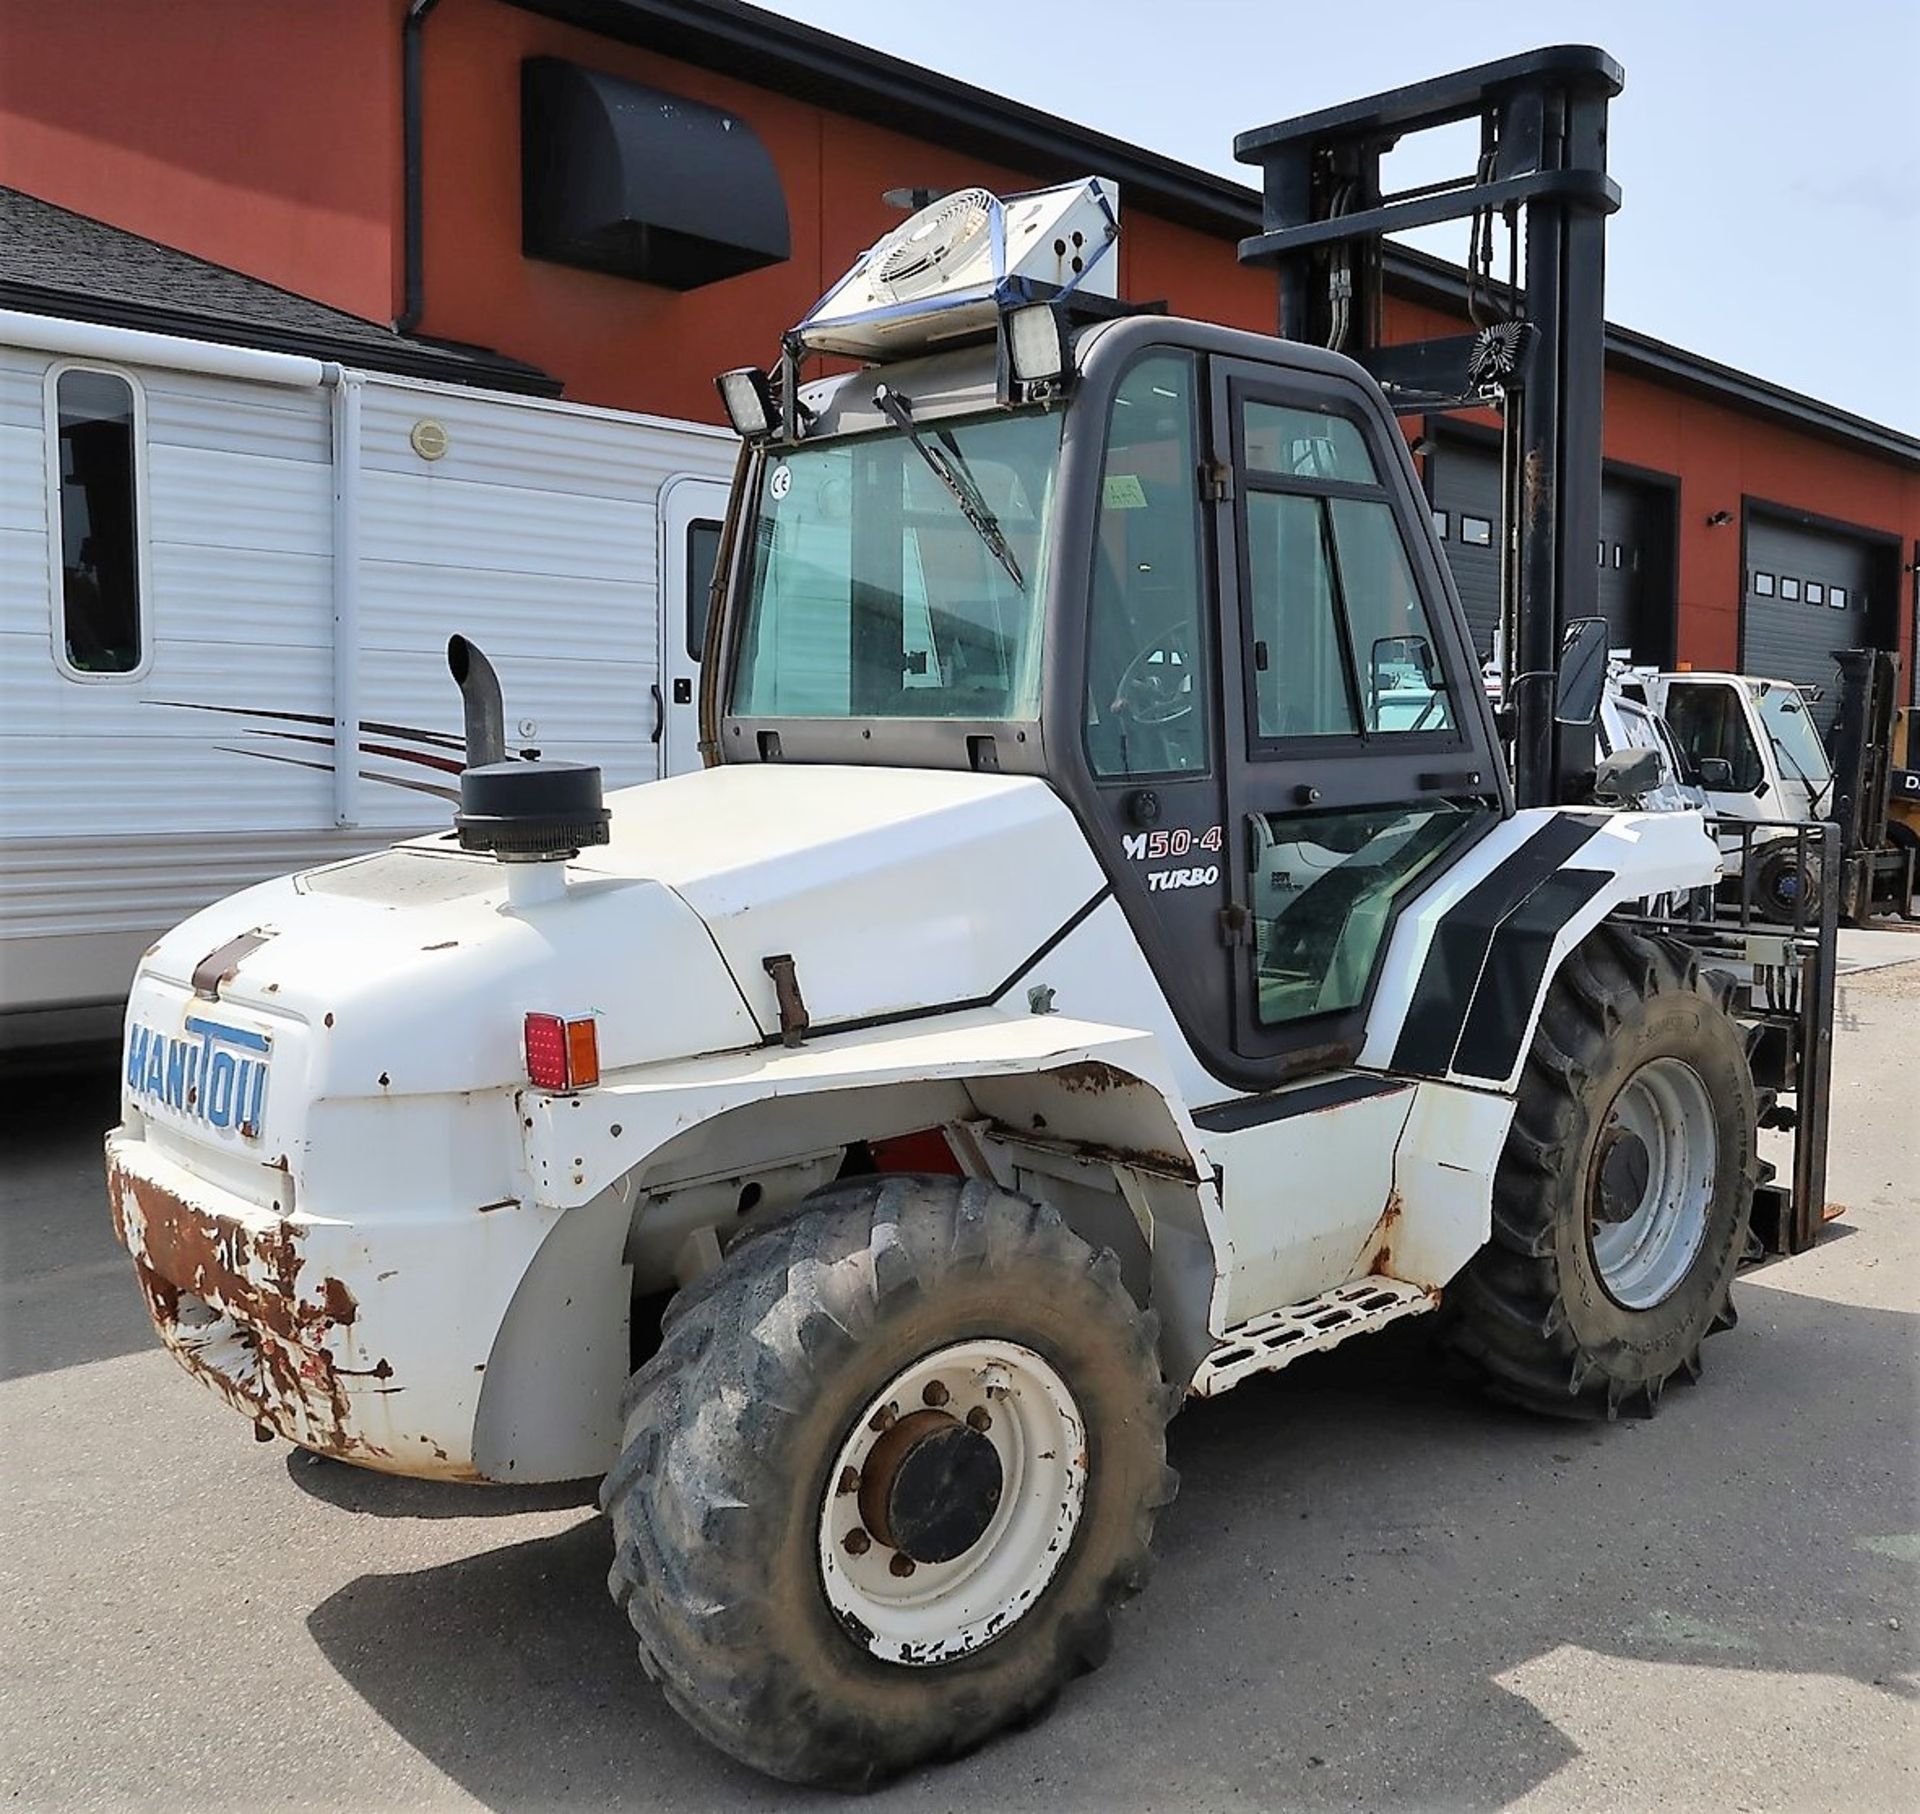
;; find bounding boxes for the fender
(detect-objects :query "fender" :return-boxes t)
[483,1010,1234,1478]
[1357,805,1721,1093]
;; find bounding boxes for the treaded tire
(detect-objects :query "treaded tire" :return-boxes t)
[1750,841,1819,926]
[1439,925,1757,1419]
[600,1174,1177,1789]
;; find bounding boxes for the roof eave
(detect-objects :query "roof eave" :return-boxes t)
[0,282,563,397]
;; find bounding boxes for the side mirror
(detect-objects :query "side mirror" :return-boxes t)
[1370,633,1439,692]
[1553,618,1610,726]
[1696,756,1735,790]
[1592,745,1664,804]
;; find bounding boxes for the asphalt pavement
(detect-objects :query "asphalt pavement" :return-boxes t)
[4,946,1916,1812]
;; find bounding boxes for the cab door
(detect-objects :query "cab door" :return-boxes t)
[658,477,730,777]
[1209,359,1503,1076]
[1656,677,1772,831]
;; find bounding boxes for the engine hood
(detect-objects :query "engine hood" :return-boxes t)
[573,764,1104,1039]
[129,764,1104,1111]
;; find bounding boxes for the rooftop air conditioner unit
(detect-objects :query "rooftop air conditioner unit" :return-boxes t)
[792,177,1119,361]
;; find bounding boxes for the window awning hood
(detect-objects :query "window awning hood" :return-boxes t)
[520,57,790,290]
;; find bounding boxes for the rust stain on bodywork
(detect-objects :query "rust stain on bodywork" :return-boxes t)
[102,1149,460,1474]
[1355,1190,1404,1279]
[1046,1060,1135,1096]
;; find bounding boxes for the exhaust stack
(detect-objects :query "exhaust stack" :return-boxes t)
[448,635,507,769]
[444,637,610,900]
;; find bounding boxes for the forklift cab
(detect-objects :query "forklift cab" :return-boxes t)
[1648,672,1832,844]
[716,312,1513,1088]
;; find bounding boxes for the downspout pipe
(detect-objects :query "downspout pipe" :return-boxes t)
[327,366,366,828]
[398,0,445,336]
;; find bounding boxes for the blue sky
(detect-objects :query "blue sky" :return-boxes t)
[757,0,1920,433]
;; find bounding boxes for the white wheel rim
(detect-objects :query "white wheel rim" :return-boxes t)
[1589,1056,1718,1309]
[817,1339,1086,1667]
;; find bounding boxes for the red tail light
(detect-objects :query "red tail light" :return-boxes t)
[524,1012,598,1092]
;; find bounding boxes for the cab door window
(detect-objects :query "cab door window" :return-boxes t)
[1083,352,1210,777]
[1242,473,1456,744]
[1228,383,1490,1039]
[1664,681,1764,791]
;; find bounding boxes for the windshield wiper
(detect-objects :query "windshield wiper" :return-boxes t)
[1761,697,1834,812]
[873,384,1024,592]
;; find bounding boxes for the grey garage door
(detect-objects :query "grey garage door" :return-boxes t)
[1430,441,1673,664]
[1741,515,1874,736]
[1429,444,1503,659]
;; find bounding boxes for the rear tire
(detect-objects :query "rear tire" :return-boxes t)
[600,1175,1176,1788]
[1439,925,1757,1418]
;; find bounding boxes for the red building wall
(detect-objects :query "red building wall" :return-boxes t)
[0,0,402,326]
[3,0,1914,678]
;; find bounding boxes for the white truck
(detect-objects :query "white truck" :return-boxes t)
[105,113,1818,1784]
[1632,670,1834,919]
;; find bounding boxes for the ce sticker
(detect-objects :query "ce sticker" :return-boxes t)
[769,464,793,500]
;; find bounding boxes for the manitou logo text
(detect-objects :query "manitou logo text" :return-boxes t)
[126,1017,270,1138]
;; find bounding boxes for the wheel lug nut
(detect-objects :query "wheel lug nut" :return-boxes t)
[844,1528,871,1556]
[869,1402,897,1433]
[922,1379,950,1408]
[966,1406,991,1433]
[836,1466,860,1496]
[889,1553,917,1578]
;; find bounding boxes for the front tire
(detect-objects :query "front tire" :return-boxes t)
[1440,926,1758,1418]
[600,1175,1176,1788]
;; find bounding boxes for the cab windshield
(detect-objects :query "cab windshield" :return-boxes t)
[730,409,1064,721]
[1753,682,1831,787]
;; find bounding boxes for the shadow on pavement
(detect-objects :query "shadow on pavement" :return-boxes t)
[286,1447,599,1518]
[305,1275,1917,1812]
[0,1061,151,1383]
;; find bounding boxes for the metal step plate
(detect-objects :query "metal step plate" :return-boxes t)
[1189,1279,1438,1397]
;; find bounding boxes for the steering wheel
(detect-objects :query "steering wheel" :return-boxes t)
[1112,619,1196,727]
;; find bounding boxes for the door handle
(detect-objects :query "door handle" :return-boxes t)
[650,681,664,743]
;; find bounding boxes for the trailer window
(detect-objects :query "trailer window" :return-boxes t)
[685,518,722,660]
[52,368,144,676]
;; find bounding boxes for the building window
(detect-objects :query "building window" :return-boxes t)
[1461,515,1492,547]
[685,518,722,660]
[51,366,145,677]
[1431,509,1449,539]
[1612,543,1624,569]
[1780,576,1801,601]
[1805,581,1824,606]
[1752,571,1776,597]
[1829,585,1848,611]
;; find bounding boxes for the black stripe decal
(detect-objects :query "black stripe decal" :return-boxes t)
[1451,868,1612,1079]
[1191,1072,1412,1133]
[1392,813,1606,1076]
[150,700,468,751]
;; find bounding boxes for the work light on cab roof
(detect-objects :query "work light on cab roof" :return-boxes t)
[715,176,1119,438]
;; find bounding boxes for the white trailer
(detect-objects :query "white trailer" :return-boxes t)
[0,311,734,1047]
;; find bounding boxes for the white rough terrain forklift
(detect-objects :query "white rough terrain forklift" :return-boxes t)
[105,50,1837,1786]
